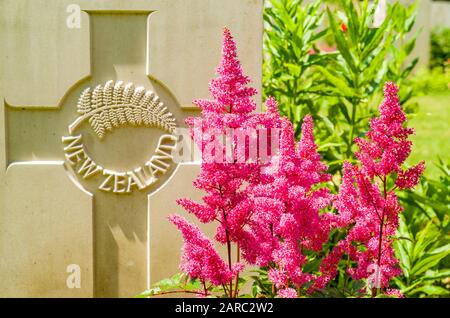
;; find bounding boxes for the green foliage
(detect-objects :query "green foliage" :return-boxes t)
[312,280,366,298]
[393,218,450,297]
[137,273,249,298]
[430,27,450,71]
[400,159,450,226]
[136,273,202,297]
[395,160,450,297]
[409,27,449,102]
[249,268,277,298]
[264,0,419,173]
[262,0,450,298]
[410,68,450,95]
[264,0,328,137]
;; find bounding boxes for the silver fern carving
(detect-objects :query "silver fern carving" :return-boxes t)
[69,80,176,139]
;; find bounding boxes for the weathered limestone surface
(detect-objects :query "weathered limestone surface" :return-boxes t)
[0,0,262,297]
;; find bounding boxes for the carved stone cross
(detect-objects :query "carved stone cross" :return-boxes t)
[0,0,262,297]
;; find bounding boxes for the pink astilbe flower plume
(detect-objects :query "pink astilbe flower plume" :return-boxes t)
[174,28,335,298]
[248,115,334,293]
[208,27,257,116]
[277,288,298,298]
[168,28,427,299]
[312,82,424,296]
[188,27,257,132]
[395,161,425,190]
[169,215,232,286]
[354,82,425,180]
[176,28,265,298]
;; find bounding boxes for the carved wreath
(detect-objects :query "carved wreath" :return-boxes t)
[68,80,176,139]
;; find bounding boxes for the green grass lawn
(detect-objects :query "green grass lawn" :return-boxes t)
[407,93,450,179]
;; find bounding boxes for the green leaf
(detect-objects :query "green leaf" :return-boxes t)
[401,57,419,79]
[407,193,448,216]
[314,66,355,97]
[395,239,411,275]
[184,279,202,292]
[404,5,417,32]
[403,36,417,56]
[338,98,352,123]
[327,8,358,74]
[360,15,391,62]
[375,293,397,298]
[423,269,450,281]
[319,114,335,133]
[279,73,295,82]
[136,287,162,298]
[411,222,439,261]
[344,0,360,43]
[318,142,345,151]
[400,279,425,294]
[135,273,200,297]
[411,244,450,277]
[415,285,450,296]
[430,243,450,255]
[310,28,328,42]
[285,63,301,77]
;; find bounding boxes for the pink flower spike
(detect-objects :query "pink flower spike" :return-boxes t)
[169,214,232,286]
[298,115,319,160]
[265,96,279,115]
[176,198,216,223]
[196,27,257,115]
[385,289,404,298]
[176,27,267,295]
[395,161,425,189]
[327,82,424,294]
[277,288,298,298]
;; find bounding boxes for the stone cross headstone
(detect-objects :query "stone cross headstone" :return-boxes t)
[0,0,262,297]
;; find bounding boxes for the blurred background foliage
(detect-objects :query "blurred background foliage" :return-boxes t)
[262,0,449,297]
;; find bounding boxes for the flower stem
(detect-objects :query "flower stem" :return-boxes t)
[346,100,357,158]
[233,243,240,298]
[374,177,388,297]
[218,185,234,298]
[225,233,233,298]
[155,290,202,296]
[203,281,208,297]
